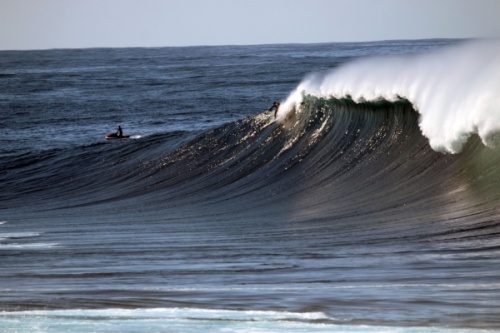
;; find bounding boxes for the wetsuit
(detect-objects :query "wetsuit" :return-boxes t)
[269,103,280,118]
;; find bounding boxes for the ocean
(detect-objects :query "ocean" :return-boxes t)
[1,39,500,332]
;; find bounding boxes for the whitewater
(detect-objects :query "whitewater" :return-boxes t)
[279,39,500,153]
[2,39,500,332]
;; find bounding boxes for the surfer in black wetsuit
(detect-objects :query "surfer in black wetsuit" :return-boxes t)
[116,125,123,138]
[269,101,280,118]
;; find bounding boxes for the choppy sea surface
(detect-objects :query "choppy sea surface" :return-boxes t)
[2,39,500,332]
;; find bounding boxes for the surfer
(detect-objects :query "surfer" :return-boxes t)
[269,101,280,118]
[116,125,123,138]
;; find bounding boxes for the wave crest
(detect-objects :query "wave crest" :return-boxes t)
[279,39,500,153]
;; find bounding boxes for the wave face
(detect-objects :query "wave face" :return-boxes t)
[280,39,500,153]
[5,93,500,237]
[152,95,500,226]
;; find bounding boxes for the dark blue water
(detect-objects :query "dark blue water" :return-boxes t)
[2,39,500,332]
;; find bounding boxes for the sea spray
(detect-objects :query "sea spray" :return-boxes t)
[279,39,500,153]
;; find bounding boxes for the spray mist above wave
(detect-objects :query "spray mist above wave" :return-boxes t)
[279,39,500,153]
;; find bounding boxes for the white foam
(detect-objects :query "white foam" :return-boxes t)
[0,242,58,249]
[0,231,57,249]
[279,39,500,153]
[0,232,40,238]
[0,308,490,333]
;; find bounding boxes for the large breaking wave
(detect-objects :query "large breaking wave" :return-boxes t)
[3,39,500,232]
[279,39,500,153]
[4,94,500,232]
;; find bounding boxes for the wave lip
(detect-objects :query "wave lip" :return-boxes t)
[279,39,500,153]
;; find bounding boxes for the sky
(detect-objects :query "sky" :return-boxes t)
[1,0,500,50]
